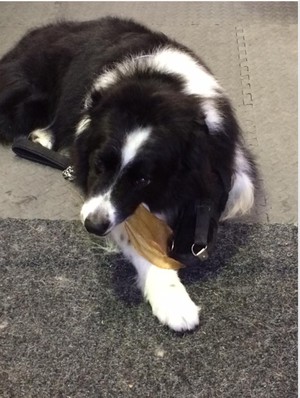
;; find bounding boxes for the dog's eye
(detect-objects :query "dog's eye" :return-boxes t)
[135,177,151,187]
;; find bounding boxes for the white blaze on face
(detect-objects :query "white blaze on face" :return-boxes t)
[121,127,151,169]
[80,127,151,228]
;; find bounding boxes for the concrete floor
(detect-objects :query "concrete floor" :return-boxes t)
[0,2,297,224]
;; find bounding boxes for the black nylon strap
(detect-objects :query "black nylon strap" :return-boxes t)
[169,168,231,263]
[191,203,211,261]
[12,137,70,171]
[194,202,212,247]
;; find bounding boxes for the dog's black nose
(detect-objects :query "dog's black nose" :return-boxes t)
[84,218,111,236]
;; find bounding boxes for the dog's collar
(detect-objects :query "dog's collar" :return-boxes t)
[170,168,231,263]
[192,168,231,261]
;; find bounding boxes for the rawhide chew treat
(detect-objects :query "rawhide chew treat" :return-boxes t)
[124,205,182,270]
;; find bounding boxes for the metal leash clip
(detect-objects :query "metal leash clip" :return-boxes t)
[191,243,209,261]
[62,165,76,181]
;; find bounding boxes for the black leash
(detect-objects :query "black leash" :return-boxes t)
[12,137,76,181]
[11,136,231,264]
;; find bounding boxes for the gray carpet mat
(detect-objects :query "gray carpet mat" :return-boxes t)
[0,220,297,397]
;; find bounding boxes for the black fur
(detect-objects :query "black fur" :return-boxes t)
[0,17,254,231]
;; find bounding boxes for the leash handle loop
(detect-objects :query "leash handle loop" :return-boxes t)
[12,137,71,171]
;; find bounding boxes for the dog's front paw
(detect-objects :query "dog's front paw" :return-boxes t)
[146,282,200,332]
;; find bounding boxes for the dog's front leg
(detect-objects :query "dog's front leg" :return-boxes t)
[111,225,200,332]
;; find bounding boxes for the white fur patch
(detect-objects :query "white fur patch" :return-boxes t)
[95,69,118,92]
[111,224,200,332]
[121,127,151,168]
[89,47,223,133]
[28,128,54,149]
[95,47,221,97]
[151,48,221,98]
[75,116,91,137]
[80,192,116,228]
[140,263,200,331]
[221,146,255,220]
[202,99,223,131]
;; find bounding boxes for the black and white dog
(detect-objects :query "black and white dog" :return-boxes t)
[0,17,256,331]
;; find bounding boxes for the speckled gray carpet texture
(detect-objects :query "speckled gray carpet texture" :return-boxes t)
[0,2,298,398]
[0,220,297,397]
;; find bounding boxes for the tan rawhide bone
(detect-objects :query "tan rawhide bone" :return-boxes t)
[124,205,183,270]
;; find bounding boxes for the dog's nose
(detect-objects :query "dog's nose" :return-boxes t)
[84,217,111,236]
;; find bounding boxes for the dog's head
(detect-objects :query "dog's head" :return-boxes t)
[73,79,214,236]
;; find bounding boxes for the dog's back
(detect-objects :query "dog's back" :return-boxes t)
[0,17,168,143]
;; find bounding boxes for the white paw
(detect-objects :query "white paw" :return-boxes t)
[146,282,200,332]
[29,128,54,150]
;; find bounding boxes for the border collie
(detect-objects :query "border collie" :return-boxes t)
[0,17,256,331]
